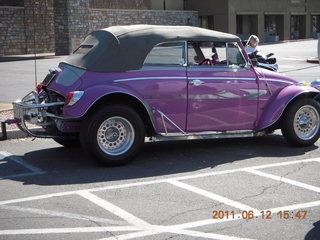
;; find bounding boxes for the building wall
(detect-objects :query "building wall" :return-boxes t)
[187,0,320,42]
[0,0,197,56]
[185,0,228,32]
[151,0,184,10]
[0,6,26,55]
[228,0,304,41]
[0,0,54,55]
[58,0,198,55]
[89,0,151,9]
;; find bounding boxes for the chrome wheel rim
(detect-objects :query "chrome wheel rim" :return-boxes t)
[293,105,320,140]
[97,117,135,156]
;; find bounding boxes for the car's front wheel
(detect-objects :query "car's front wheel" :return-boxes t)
[80,105,145,166]
[281,98,320,146]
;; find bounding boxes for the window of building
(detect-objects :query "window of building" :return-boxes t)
[312,15,320,33]
[236,15,258,40]
[144,42,186,66]
[290,15,306,39]
[265,16,277,34]
[236,15,243,35]
[199,16,214,30]
[188,42,246,68]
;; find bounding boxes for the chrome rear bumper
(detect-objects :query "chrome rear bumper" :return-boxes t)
[13,91,75,138]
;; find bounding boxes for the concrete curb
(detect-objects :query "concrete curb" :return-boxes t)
[0,53,65,62]
[0,108,37,140]
[0,108,13,112]
[5,129,30,139]
[1,127,44,140]
[307,57,319,64]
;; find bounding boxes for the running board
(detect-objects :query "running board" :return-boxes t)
[148,130,266,142]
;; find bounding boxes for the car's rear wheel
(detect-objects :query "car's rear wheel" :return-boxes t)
[80,105,145,166]
[281,98,320,146]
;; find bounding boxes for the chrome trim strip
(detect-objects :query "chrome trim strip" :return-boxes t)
[154,108,186,134]
[149,130,265,142]
[114,76,293,84]
[115,76,258,83]
[188,77,256,81]
[260,78,294,84]
[114,76,187,83]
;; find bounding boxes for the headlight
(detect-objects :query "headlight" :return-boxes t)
[311,79,320,90]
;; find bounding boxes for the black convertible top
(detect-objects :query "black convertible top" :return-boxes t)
[63,25,240,72]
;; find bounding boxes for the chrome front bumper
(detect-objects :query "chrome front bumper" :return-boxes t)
[13,91,70,138]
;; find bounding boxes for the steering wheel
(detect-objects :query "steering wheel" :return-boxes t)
[199,59,212,66]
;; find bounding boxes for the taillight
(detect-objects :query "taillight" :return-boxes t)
[65,91,84,106]
[36,82,45,93]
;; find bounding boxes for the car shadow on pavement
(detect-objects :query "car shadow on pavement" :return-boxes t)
[305,220,320,240]
[6,133,318,186]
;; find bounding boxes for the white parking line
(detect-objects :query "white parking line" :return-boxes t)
[99,230,161,240]
[100,228,256,240]
[0,157,318,239]
[245,169,320,193]
[78,191,151,229]
[165,228,256,240]
[0,157,319,206]
[167,179,259,212]
[0,226,140,235]
[0,204,126,225]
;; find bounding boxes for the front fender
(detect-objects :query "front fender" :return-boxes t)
[257,85,320,129]
[62,85,149,118]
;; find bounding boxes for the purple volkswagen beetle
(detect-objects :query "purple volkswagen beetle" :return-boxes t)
[13,25,320,166]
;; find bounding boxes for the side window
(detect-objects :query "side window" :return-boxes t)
[144,42,185,66]
[188,41,246,68]
[227,42,246,67]
[188,41,227,67]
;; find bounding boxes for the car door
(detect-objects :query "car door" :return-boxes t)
[134,41,188,133]
[187,41,259,132]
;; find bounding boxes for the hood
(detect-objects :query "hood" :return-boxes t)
[255,67,298,85]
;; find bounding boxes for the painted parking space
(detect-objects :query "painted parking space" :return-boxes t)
[0,151,46,179]
[0,157,319,239]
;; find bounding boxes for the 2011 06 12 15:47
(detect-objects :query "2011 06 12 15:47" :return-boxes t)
[211,210,308,220]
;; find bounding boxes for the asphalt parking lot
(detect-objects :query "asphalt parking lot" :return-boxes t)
[0,135,320,240]
[0,40,319,239]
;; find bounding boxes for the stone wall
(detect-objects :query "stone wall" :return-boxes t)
[89,0,151,9]
[89,9,198,31]
[0,0,54,56]
[0,0,198,55]
[57,2,198,54]
[0,7,26,55]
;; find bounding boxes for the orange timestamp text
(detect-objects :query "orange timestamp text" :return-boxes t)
[211,210,307,220]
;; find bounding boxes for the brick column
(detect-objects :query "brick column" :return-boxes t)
[53,0,90,55]
[24,0,54,54]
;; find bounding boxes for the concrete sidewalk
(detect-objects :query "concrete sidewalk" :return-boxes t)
[0,108,30,140]
[0,53,64,62]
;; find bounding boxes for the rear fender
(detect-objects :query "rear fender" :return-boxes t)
[62,85,156,127]
[257,85,320,130]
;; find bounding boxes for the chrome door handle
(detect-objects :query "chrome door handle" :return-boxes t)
[189,79,205,86]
